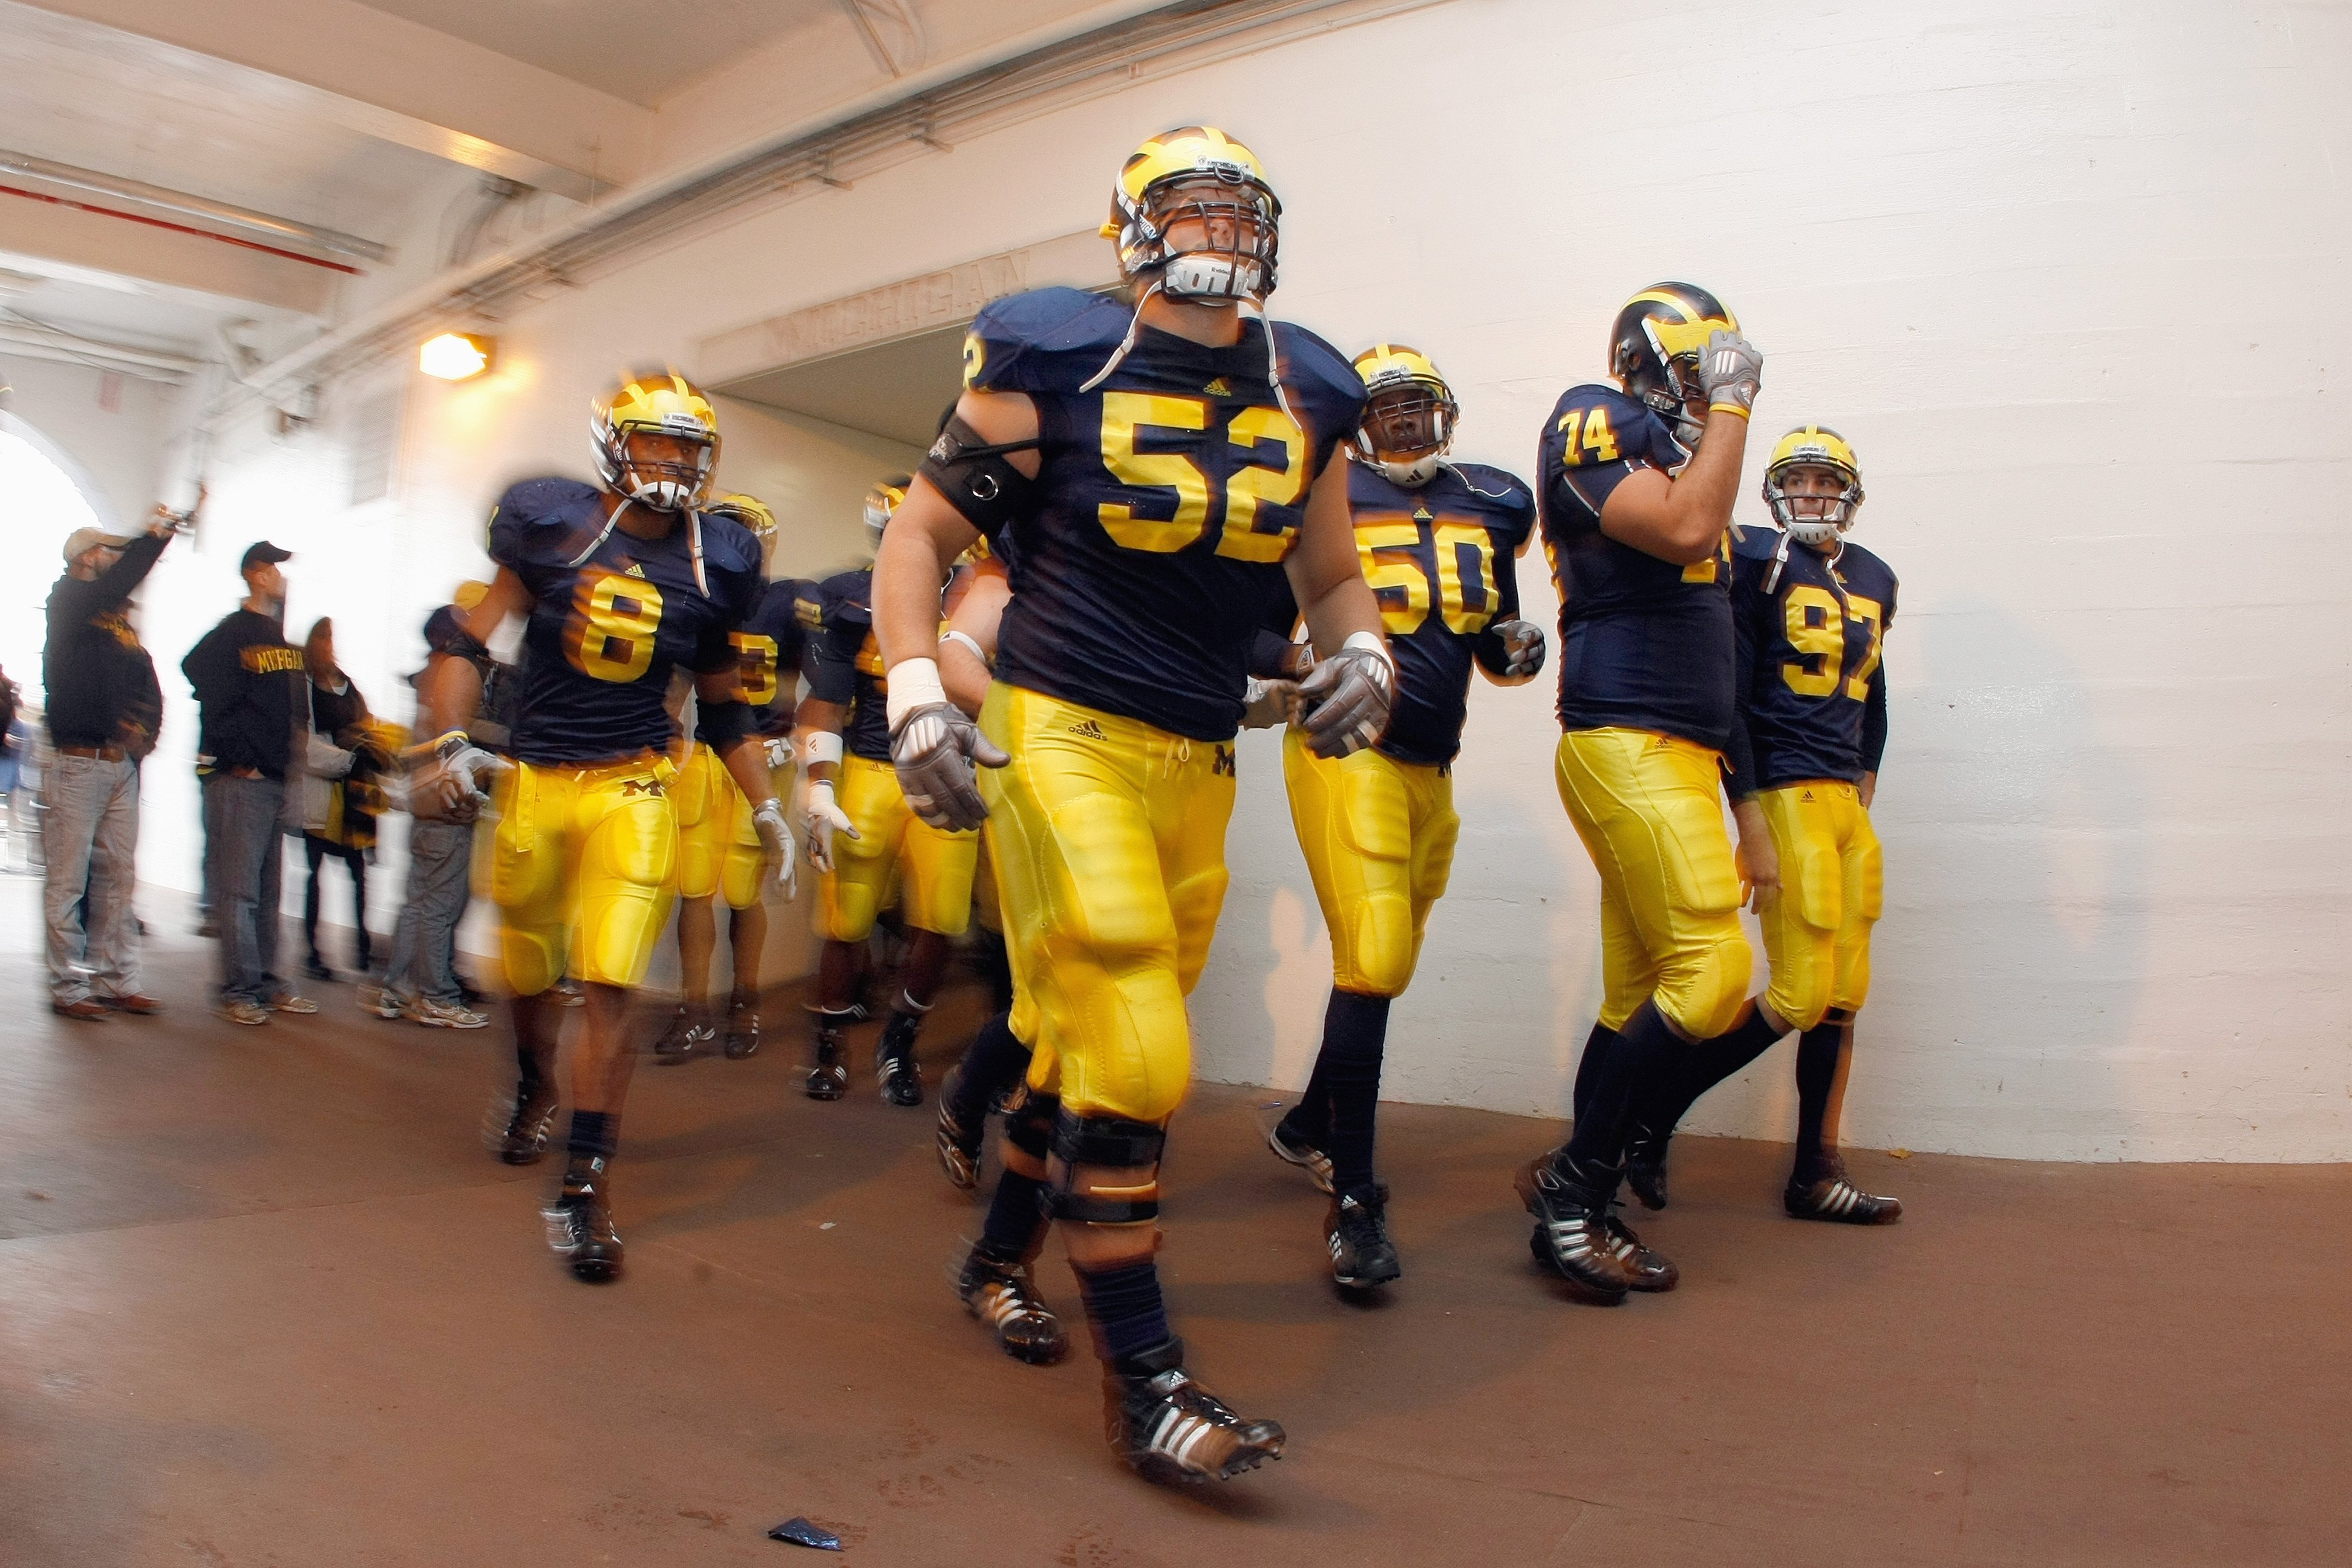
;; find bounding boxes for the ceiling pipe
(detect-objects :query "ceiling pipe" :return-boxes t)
[0,149,391,264]
[0,320,204,381]
[0,182,363,275]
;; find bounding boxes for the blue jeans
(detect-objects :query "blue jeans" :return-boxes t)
[381,818,472,1007]
[42,752,142,1003]
[209,774,286,1005]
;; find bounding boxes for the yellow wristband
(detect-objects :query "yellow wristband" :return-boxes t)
[1708,402,1751,420]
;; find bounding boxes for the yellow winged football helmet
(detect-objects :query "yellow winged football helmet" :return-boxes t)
[1350,344,1459,487]
[1102,125,1281,302]
[592,368,719,512]
[1761,424,1864,544]
[864,474,910,554]
[1607,283,1739,449]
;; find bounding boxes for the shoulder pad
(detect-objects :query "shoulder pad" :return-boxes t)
[964,288,1135,396]
[1449,462,1538,528]
[1732,524,1783,564]
[694,509,762,578]
[1270,321,1366,406]
[488,476,601,564]
[817,567,874,626]
[1839,540,1896,587]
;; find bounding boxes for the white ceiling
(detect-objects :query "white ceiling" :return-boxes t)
[350,0,843,107]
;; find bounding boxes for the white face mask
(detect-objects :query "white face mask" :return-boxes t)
[1371,452,1444,487]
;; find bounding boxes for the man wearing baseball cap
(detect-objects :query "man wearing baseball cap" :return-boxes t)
[183,539,319,1025]
[41,505,181,1019]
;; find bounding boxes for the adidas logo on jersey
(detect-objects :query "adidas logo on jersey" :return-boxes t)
[1203,377,1232,396]
[1414,506,1433,522]
[1068,719,1107,739]
[623,562,647,578]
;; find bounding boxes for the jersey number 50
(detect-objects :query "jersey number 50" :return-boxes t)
[1097,392,1305,561]
[565,573,665,684]
[1358,521,1498,637]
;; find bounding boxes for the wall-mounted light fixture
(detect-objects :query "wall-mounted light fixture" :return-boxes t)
[419,331,495,381]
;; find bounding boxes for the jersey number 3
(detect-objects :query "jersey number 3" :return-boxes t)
[1098,392,1306,561]
[566,573,665,684]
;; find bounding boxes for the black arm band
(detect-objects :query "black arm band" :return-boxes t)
[918,414,1042,534]
[695,698,756,751]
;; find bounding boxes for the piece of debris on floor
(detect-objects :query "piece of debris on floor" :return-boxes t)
[768,1517,843,1550]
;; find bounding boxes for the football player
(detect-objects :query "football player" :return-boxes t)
[869,126,1390,1483]
[1263,344,1546,1292]
[1616,426,1900,1222]
[1518,284,1770,1303]
[416,370,790,1282]
[795,478,980,1106]
[653,494,806,1065]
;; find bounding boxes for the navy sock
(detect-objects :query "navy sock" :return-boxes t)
[1319,989,1391,1194]
[1795,1012,1851,1174]
[1560,1001,1676,1177]
[566,1109,618,1163]
[947,1011,1031,1131]
[1284,1042,1336,1148]
[1570,1019,1619,1123]
[1073,1258,1172,1366]
[977,1168,1049,1263]
[1641,1004,1788,1135]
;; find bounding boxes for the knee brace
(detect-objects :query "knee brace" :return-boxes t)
[1045,1111,1166,1226]
[1005,1090,1059,1161]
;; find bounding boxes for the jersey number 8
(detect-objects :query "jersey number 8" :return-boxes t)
[1097,392,1306,561]
[566,573,665,684]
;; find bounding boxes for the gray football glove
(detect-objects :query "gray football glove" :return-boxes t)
[752,795,798,900]
[407,730,509,822]
[1492,618,1547,679]
[1242,676,1302,731]
[1297,639,1395,759]
[890,702,1008,832]
[801,777,858,873]
[1697,327,1763,416]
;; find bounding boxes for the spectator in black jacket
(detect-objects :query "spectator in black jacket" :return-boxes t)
[298,617,381,979]
[183,541,318,1026]
[42,511,177,1020]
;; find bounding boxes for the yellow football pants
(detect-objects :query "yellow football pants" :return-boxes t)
[1282,730,1458,998]
[489,754,678,996]
[1554,727,1751,1039]
[1754,780,1882,1029]
[675,743,790,911]
[815,753,978,942]
[979,684,1236,1126]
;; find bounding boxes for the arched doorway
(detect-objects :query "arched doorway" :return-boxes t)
[0,411,113,704]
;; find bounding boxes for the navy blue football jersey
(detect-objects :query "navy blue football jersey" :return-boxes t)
[968,286,1366,742]
[489,479,763,766]
[1727,531,1896,793]
[1348,460,1537,766]
[1537,384,1735,748]
[799,568,893,763]
[697,575,808,745]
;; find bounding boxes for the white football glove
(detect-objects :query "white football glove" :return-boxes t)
[407,731,511,822]
[802,777,858,874]
[762,734,795,770]
[884,658,1006,832]
[1297,633,1396,759]
[1697,327,1764,416]
[753,795,797,900]
[1491,618,1548,679]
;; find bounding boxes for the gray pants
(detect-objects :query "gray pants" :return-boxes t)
[42,752,142,1004]
[209,773,286,1005]
[381,818,472,1007]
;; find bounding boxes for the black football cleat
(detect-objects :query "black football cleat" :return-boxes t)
[876,1011,924,1106]
[722,991,760,1060]
[956,1248,1068,1364]
[546,1158,623,1281]
[652,1004,713,1066]
[1786,1159,1903,1224]
[936,1093,983,1192]
[1622,1122,1671,1211]
[1105,1339,1284,1484]
[806,1021,848,1101]
[1266,1119,1334,1195]
[1325,1183,1402,1291]
[491,1087,560,1166]
[1602,1204,1679,1292]
[1514,1153,1632,1304]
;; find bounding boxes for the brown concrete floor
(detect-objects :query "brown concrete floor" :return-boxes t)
[3,901,2349,1566]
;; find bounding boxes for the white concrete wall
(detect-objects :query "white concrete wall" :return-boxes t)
[169,0,2350,1160]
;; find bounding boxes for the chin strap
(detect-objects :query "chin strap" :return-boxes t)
[563,492,711,596]
[565,492,633,569]
[1079,278,1164,394]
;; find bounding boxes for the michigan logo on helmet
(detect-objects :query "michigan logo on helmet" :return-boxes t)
[1350,344,1459,488]
[1761,425,1864,546]
[1102,126,1281,302]
[864,474,910,554]
[593,369,720,512]
[1607,283,1739,452]
[705,492,778,547]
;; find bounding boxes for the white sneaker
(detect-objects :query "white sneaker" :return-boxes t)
[269,991,320,1015]
[356,985,403,1019]
[407,998,491,1030]
[217,999,272,1027]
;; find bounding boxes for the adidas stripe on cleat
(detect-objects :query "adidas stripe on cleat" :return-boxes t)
[1325,1183,1402,1290]
[1514,1154,1632,1304]
[1786,1161,1903,1224]
[1266,1120,1334,1195]
[1602,1204,1679,1292]
[1105,1340,1284,1485]
[956,1249,1067,1364]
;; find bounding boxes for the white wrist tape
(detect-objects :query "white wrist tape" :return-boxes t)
[803,731,843,768]
[1342,629,1396,671]
[884,656,948,730]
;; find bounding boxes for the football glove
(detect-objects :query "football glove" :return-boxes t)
[1297,634,1395,759]
[802,778,858,874]
[1242,676,1301,731]
[1698,328,1764,417]
[762,734,795,770]
[889,702,1007,832]
[1493,618,1547,679]
[753,795,798,900]
[406,730,510,823]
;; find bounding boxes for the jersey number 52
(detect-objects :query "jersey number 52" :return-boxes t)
[1097,392,1306,562]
